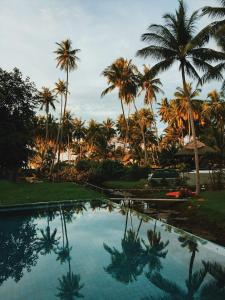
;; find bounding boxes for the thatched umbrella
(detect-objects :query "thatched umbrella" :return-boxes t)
[176,140,217,156]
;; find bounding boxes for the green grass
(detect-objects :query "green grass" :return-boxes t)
[102,179,147,189]
[0,180,103,206]
[198,190,225,223]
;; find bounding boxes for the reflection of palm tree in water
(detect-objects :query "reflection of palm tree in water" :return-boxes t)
[199,262,225,300]
[104,229,144,284]
[143,235,225,300]
[141,220,169,273]
[103,210,169,284]
[56,205,84,299]
[36,208,59,255]
[56,207,72,264]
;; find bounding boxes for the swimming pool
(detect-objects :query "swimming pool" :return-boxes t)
[0,200,224,299]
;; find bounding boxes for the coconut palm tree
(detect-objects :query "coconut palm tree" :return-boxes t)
[202,89,225,162]
[54,39,80,164]
[202,1,225,49]
[138,65,163,138]
[38,87,57,143]
[52,80,67,166]
[101,57,138,151]
[173,83,204,140]
[137,0,225,194]
[72,118,86,160]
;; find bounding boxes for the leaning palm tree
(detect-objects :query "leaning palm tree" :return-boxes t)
[101,57,138,151]
[54,39,80,164]
[137,0,225,194]
[38,87,57,143]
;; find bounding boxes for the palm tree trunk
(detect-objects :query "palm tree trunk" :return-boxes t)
[181,64,200,195]
[58,67,69,165]
[150,102,159,164]
[133,101,148,166]
[50,94,64,176]
[45,107,49,143]
[120,98,129,152]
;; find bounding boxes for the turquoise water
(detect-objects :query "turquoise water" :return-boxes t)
[0,200,224,300]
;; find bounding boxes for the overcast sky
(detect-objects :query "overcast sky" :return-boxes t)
[0,0,221,127]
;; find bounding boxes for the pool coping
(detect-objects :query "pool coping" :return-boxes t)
[0,198,107,212]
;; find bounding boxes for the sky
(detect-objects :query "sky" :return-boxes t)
[0,0,221,127]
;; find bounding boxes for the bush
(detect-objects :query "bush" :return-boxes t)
[88,160,125,184]
[123,165,151,181]
[76,159,93,172]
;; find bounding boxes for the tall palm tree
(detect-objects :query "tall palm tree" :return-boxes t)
[54,80,67,159]
[137,0,225,194]
[54,39,80,164]
[39,87,57,143]
[101,57,138,151]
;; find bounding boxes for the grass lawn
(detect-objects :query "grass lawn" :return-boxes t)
[198,190,225,224]
[0,180,103,206]
[102,179,147,189]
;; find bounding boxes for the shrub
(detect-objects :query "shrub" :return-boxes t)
[76,159,93,172]
[123,165,151,180]
[88,160,125,184]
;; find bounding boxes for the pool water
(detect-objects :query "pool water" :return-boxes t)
[0,200,224,300]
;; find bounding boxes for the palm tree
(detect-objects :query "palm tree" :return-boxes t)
[101,57,138,151]
[202,89,225,163]
[138,65,163,138]
[72,118,86,160]
[173,83,203,140]
[38,87,57,143]
[202,1,225,50]
[63,111,74,161]
[137,0,225,194]
[54,39,80,164]
[53,80,67,166]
